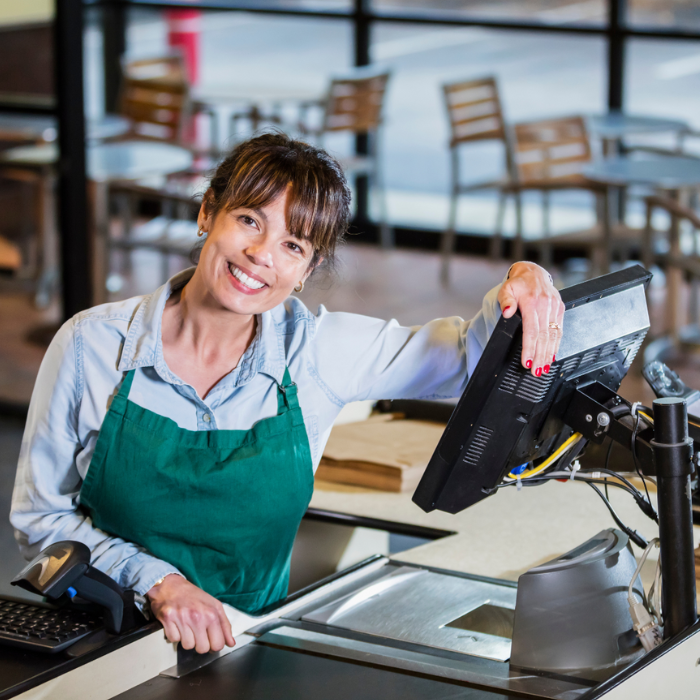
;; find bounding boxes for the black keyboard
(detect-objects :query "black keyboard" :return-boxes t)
[0,598,104,654]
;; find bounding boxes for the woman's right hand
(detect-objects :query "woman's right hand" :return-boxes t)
[147,574,236,653]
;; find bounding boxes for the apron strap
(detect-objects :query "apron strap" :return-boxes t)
[276,367,300,413]
[109,369,136,416]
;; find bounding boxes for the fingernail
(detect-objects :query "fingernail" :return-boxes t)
[544,364,550,374]
[503,306,511,313]
[553,354,556,362]
[525,359,533,369]
[535,367,542,377]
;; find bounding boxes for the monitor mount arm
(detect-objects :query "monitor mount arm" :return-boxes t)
[561,381,698,640]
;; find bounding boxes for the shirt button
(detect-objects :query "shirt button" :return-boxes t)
[203,413,211,423]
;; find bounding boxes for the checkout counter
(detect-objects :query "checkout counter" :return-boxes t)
[5,267,700,698]
[1,474,698,700]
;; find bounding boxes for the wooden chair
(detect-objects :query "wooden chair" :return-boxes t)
[643,194,700,344]
[299,72,392,247]
[441,76,516,285]
[107,181,202,289]
[120,56,190,144]
[498,115,615,271]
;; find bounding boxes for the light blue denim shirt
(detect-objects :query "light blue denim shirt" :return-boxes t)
[11,267,504,597]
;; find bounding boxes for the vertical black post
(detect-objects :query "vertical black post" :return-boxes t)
[55,0,92,319]
[353,0,371,226]
[102,0,127,114]
[651,398,697,639]
[608,0,626,111]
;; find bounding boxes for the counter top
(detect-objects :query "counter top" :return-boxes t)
[311,477,696,582]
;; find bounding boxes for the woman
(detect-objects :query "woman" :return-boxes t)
[11,133,564,655]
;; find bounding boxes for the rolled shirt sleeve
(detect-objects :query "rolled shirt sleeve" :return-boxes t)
[310,281,503,404]
[10,318,182,596]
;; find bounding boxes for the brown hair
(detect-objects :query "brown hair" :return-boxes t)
[199,132,351,269]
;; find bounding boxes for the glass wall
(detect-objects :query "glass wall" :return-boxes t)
[372,0,607,25]
[627,0,700,30]
[373,22,606,233]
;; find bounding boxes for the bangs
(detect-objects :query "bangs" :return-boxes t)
[205,133,351,266]
[218,150,335,258]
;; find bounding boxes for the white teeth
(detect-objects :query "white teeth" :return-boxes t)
[229,264,266,290]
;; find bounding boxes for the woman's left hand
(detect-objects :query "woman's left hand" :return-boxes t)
[497,261,564,378]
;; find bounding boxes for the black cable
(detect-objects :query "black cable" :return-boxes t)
[631,410,656,519]
[604,438,614,500]
[580,466,658,523]
[497,472,659,524]
[497,473,640,499]
[586,482,648,549]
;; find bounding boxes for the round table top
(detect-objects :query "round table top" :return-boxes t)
[0,140,193,181]
[192,85,322,106]
[0,114,130,143]
[587,111,688,138]
[583,155,700,188]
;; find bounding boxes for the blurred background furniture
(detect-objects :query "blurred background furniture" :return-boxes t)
[299,72,392,248]
[120,56,190,145]
[494,116,617,272]
[585,154,700,342]
[440,76,515,286]
[108,182,202,291]
[643,194,700,360]
[0,140,193,308]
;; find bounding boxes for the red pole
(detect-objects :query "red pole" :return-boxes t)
[165,9,201,86]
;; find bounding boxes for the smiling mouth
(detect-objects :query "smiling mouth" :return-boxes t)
[228,263,268,290]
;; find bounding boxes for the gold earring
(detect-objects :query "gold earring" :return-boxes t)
[294,281,304,293]
[197,228,206,238]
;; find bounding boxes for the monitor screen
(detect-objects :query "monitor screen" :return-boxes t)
[413,266,652,515]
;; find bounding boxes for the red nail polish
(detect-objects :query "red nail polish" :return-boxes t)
[526,359,533,369]
[503,306,511,313]
[535,367,542,377]
[544,364,550,374]
[553,354,556,362]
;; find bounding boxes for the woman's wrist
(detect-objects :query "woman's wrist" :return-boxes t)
[146,573,182,600]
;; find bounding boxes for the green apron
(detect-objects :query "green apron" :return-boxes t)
[80,367,314,614]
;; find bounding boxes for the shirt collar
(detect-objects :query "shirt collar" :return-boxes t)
[118,267,287,386]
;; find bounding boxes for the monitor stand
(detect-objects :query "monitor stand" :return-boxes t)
[563,386,698,639]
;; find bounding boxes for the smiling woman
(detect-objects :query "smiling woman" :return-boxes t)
[11,132,563,657]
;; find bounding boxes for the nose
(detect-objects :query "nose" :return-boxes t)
[244,235,274,268]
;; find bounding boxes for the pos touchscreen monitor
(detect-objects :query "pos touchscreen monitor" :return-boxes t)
[412,265,652,515]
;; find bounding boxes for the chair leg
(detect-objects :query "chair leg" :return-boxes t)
[490,190,507,260]
[642,199,654,272]
[541,190,552,269]
[441,148,460,287]
[441,189,459,288]
[513,191,524,261]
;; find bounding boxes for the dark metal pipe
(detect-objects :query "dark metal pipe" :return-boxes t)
[651,398,697,639]
[55,0,92,319]
[607,0,626,110]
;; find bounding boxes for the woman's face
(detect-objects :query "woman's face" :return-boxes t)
[193,188,315,316]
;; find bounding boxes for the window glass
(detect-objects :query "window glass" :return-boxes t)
[627,1,700,31]
[627,38,700,130]
[373,23,606,233]
[126,0,351,12]
[371,0,607,26]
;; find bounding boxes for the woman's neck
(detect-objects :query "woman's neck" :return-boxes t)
[161,279,257,398]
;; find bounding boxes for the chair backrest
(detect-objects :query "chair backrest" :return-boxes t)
[443,77,507,148]
[512,116,591,184]
[121,56,189,143]
[323,73,390,133]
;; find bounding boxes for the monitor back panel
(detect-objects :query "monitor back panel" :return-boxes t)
[413,266,652,514]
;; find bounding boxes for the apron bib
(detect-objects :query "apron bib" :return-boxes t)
[80,367,314,614]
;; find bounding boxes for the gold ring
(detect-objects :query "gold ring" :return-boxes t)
[548,322,560,331]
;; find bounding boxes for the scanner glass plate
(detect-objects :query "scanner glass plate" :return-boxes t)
[302,566,517,662]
